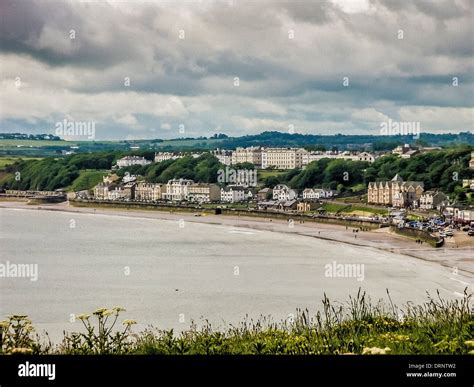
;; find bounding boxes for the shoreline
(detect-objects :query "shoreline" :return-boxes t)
[1,200,473,277]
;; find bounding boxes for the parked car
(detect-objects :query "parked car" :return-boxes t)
[462,226,470,232]
[468,230,474,236]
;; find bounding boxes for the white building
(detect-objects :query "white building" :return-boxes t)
[154,152,202,163]
[220,186,246,203]
[162,179,193,201]
[217,166,258,187]
[107,187,124,200]
[154,152,185,163]
[261,148,307,169]
[134,182,163,202]
[187,184,221,203]
[93,182,111,200]
[272,184,298,201]
[419,191,448,210]
[107,185,135,200]
[358,152,376,163]
[338,151,360,162]
[231,147,262,167]
[447,205,474,224]
[462,179,474,190]
[302,188,336,200]
[302,151,376,166]
[302,152,326,166]
[211,149,232,166]
[393,144,419,158]
[122,174,138,183]
[116,156,151,168]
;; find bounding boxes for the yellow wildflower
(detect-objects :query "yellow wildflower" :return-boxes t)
[10,348,33,355]
[9,315,28,320]
[362,347,391,355]
[93,308,108,316]
[102,309,114,317]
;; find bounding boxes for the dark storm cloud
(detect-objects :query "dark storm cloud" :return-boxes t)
[0,0,149,68]
[0,0,472,138]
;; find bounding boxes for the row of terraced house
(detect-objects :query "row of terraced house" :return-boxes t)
[121,145,468,171]
[94,177,253,203]
[148,148,377,170]
[211,147,376,169]
[92,175,337,208]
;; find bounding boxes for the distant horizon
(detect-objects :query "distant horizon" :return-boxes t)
[2,129,474,143]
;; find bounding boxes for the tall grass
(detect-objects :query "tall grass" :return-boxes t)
[1,289,472,355]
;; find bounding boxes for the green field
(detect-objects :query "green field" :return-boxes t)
[257,169,287,179]
[345,205,388,215]
[0,156,42,168]
[0,139,70,147]
[0,138,224,157]
[320,203,349,213]
[157,138,223,148]
[0,139,122,149]
[321,202,388,215]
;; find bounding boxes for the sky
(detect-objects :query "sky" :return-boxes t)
[0,0,473,140]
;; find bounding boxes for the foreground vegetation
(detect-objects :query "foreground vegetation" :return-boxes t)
[1,290,472,355]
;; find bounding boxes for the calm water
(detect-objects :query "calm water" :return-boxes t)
[0,208,466,341]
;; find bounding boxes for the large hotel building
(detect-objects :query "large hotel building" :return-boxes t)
[367,174,424,208]
[231,146,262,166]
[261,148,307,169]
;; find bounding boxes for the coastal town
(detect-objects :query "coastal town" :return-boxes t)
[4,146,473,244]
[92,147,474,222]
[1,1,474,378]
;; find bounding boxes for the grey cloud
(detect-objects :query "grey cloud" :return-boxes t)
[0,0,472,139]
[0,0,150,68]
[372,0,469,19]
[277,1,335,24]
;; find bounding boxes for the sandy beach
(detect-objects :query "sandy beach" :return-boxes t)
[2,200,473,277]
